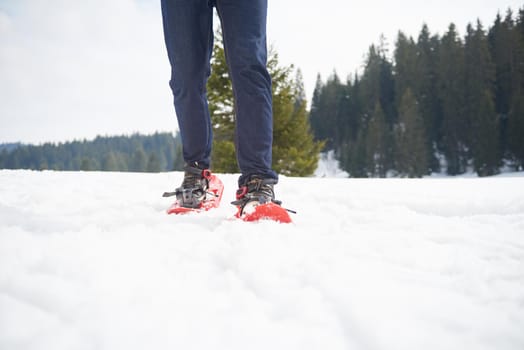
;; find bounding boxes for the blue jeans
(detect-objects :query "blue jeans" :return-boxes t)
[161,0,277,185]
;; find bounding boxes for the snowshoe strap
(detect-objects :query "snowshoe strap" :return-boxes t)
[184,164,212,179]
[232,177,284,212]
[162,167,212,199]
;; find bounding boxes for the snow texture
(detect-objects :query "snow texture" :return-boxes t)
[314,151,349,178]
[1,169,523,350]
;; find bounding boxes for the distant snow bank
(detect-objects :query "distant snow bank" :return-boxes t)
[314,151,524,178]
[314,150,349,178]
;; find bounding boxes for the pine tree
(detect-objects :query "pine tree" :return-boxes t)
[360,45,383,122]
[102,151,118,171]
[207,34,322,176]
[365,102,389,177]
[394,31,418,106]
[337,74,364,174]
[360,44,396,126]
[507,8,524,169]
[339,44,394,177]
[394,30,432,175]
[309,72,344,150]
[345,75,362,142]
[508,90,524,169]
[437,23,468,175]
[465,21,499,176]
[395,88,428,177]
[207,30,236,171]
[309,74,324,144]
[334,78,353,153]
[473,90,500,175]
[488,10,523,158]
[415,24,441,172]
[147,152,161,172]
[272,67,324,176]
[349,130,368,177]
[488,11,518,118]
[0,149,7,168]
[80,158,93,171]
[131,147,147,172]
[293,68,307,111]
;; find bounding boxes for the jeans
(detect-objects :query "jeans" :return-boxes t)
[161,0,277,184]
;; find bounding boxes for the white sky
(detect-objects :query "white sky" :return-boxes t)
[0,0,521,144]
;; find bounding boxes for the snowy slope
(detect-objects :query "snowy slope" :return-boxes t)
[0,170,523,350]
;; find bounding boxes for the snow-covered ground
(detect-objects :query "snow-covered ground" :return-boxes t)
[1,169,523,350]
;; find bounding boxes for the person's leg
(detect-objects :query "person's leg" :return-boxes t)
[215,0,277,185]
[161,0,214,168]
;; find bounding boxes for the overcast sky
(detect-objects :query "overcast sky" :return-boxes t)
[0,0,521,144]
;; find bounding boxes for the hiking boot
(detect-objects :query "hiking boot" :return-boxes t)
[163,162,210,208]
[231,176,281,215]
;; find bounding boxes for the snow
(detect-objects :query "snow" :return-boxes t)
[314,151,349,178]
[1,169,524,350]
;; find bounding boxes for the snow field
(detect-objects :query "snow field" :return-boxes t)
[0,170,523,350]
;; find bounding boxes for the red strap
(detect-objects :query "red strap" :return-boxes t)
[236,186,248,200]
[201,169,212,180]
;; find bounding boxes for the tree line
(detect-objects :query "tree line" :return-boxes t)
[0,132,184,172]
[309,7,524,177]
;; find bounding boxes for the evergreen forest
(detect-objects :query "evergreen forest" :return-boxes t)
[310,8,524,177]
[0,133,184,172]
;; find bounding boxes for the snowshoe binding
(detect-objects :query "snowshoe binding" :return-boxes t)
[232,176,292,223]
[163,163,223,214]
